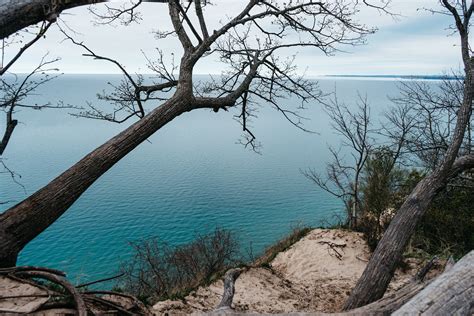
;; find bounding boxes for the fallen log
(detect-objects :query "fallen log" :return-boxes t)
[393,250,473,315]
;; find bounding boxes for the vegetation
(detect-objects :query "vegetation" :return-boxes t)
[0,0,384,269]
[118,225,314,304]
[118,228,240,303]
[356,151,474,258]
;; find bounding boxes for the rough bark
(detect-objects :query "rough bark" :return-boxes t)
[0,111,17,155]
[343,7,474,308]
[0,0,106,39]
[0,94,189,267]
[393,251,474,315]
[216,269,242,311]
[0,0,171,40]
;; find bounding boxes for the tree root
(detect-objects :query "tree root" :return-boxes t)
[0,266,151,315]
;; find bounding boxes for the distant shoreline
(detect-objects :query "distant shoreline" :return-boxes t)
[324,74,462,81]
[4,73,464,81]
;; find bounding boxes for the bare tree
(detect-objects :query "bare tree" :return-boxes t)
[303,94,373,228]
[391,76,473,170]
[0,54,80,155]
[344,0,474,309]
[0,0,383,267]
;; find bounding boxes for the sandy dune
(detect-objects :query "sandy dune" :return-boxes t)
[153,229,423,315]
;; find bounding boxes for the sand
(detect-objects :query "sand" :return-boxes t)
[153,229,425,315]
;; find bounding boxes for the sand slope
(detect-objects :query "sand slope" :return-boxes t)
[153,229,424,315]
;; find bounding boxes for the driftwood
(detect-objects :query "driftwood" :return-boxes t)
[393,250,474,315]
[215,268,243,311]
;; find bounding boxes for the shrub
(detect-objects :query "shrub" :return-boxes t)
[357,155,474,258]
[413,185,474,258]
[357,148,404,250]
[118,228,240,303]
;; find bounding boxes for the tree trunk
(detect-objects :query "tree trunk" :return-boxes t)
[0,94,189,267]
[216,268,242,311]
[0,0,171,40]
[0,0,106,39]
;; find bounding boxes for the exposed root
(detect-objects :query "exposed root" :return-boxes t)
[0,266,151,315]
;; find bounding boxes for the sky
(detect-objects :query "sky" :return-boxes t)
[3,0,467,76]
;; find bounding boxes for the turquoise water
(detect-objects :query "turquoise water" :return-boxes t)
[0,75,398,285]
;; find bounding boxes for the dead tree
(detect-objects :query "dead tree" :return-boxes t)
[344,0,474,309]
[0,0,383,266]
[303,94,373,228]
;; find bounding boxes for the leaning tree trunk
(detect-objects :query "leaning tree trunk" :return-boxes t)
[343,55,474,310]
[0,0,106,39]
[0,0,170,40]
[0,94,189,267]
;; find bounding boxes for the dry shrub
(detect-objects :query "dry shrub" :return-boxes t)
[118,228,240,303]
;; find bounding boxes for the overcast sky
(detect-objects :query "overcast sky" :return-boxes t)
[4,0,466,75]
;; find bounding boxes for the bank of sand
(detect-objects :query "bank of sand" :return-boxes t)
[153,229,436,315]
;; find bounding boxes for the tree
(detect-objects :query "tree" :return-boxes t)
[0,0,383,266]
[344,0,474,309]
[303,94,373,228]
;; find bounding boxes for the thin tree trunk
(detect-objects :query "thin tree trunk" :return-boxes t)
[0,95,189,267]
[0,111,17,155]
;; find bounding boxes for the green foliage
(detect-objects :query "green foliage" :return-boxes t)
[356,147,473,257]
[357,147,403,250]
[413,185,474,258]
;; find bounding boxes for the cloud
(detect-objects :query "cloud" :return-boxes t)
[3,0,463,75]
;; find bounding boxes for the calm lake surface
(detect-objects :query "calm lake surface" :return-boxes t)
[1,75,403,285]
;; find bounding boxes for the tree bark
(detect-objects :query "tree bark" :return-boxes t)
[0,0,106,39]
[0,94,190,267]
[0,111,17,155]
[216,268,242,311]
[0,0,171,40]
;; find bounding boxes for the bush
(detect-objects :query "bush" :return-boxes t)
[357,148,404,250]
[357,154,474,258]
[413,185,474,258]
[118,228,240,303]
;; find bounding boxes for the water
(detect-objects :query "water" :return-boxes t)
[0,75,399,285]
